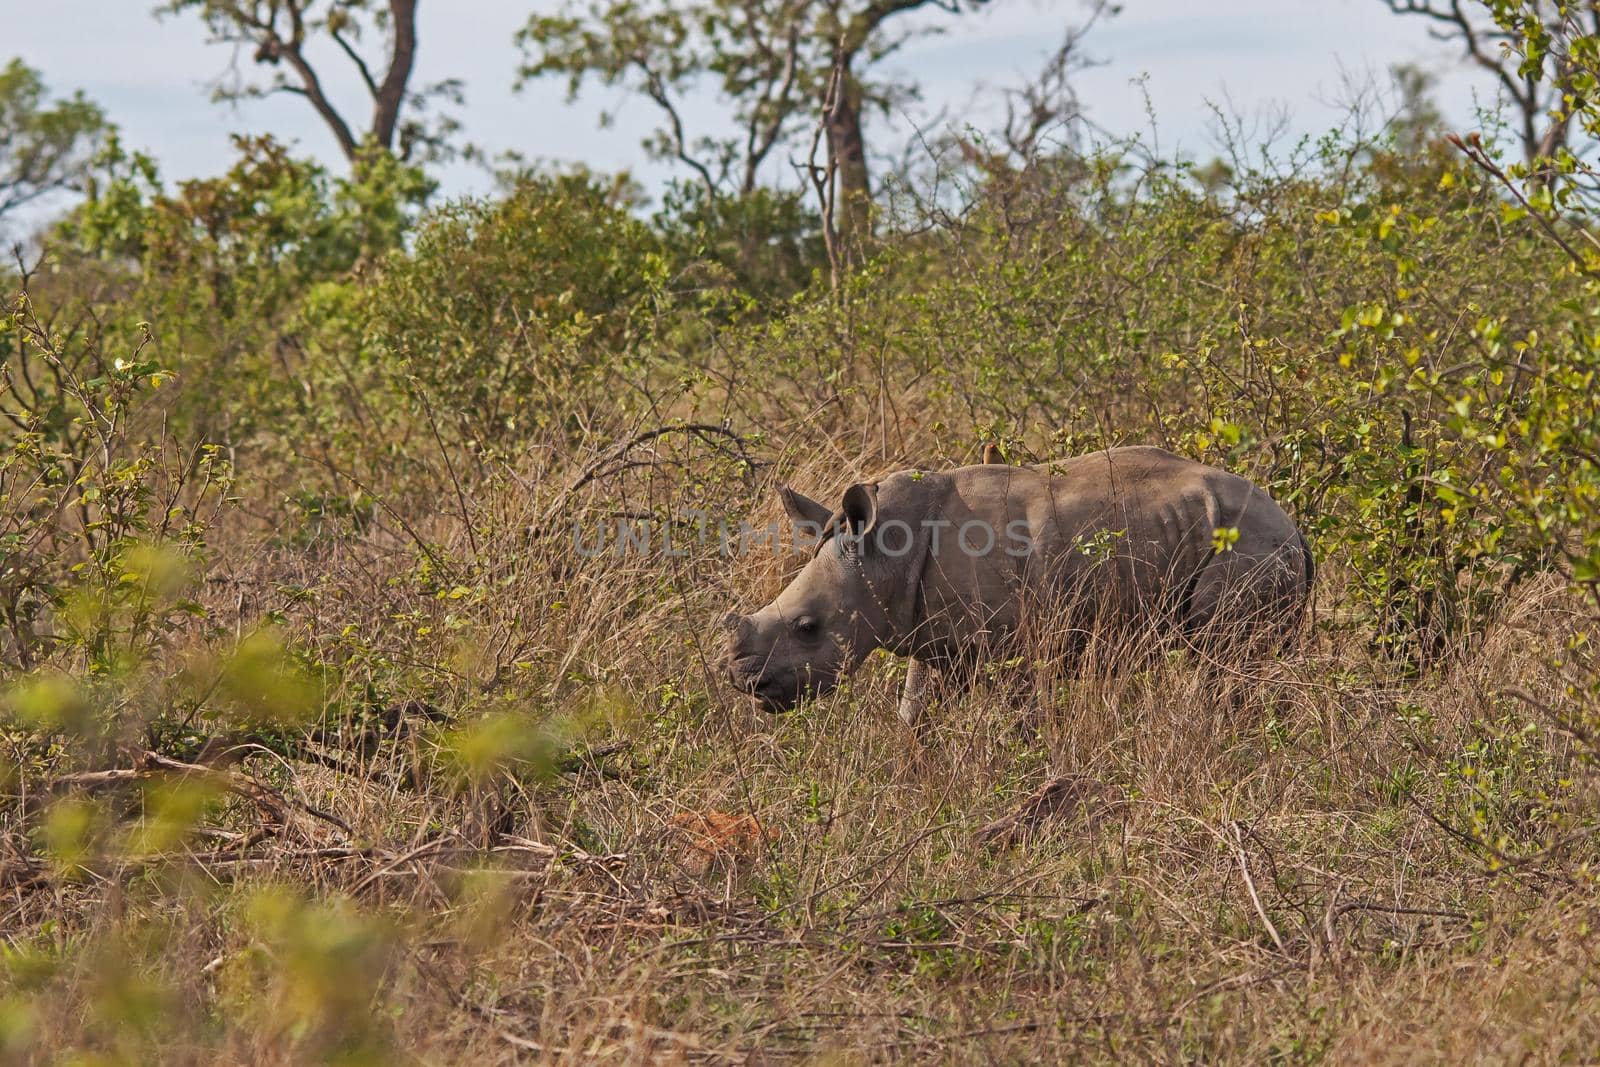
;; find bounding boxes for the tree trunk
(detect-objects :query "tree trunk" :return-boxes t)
[825,64,871,253]
[372,0,419,156]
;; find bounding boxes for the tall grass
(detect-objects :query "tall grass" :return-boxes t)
[3,423,1595,1062]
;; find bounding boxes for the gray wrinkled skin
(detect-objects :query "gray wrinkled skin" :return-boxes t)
[721,446,1314,726]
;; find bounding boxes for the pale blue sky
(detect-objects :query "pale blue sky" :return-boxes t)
[5,0,1500,228]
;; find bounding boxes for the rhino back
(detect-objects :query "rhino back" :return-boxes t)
[904,446,1306,656]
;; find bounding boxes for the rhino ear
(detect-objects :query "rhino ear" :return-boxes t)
[840,482,879,540]
[778,485,831,528]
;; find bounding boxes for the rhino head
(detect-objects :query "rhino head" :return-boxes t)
[721,481,899,711]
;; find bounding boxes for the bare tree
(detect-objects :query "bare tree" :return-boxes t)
[157,0,461,165]
[518,0,990,240]
[902,4,1113,241]
[1380,0,1596,168]
[988,1,1111,169]
[817,0,992,239]
[519,0,815,202]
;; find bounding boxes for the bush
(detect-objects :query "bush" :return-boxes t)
[363,172,669,449]
[59,135,431,451]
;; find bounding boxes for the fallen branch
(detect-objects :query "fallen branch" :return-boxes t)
[557,738,634,774]
[51,750,353,840]
[1331,899,1471,923]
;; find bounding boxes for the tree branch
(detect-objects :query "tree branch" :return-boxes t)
[743,18,803,194]
[642,68,719,199]
[1381,0,1561,163]
[163,0,432,165]
[244,2,359,160]
[330,25,382,99]
[372,0,419,154]
[278,45,360,159]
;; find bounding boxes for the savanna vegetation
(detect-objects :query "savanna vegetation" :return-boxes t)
[5,0,1600,1061]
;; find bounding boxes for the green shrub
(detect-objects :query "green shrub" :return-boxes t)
[362,172,669,449]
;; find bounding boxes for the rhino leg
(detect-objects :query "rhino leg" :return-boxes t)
[898,658,935,734]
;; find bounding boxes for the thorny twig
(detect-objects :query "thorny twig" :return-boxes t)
[1447,132,1600,273]
[525,422,762,539]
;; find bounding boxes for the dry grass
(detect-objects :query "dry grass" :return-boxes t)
[3,431,1598,1065]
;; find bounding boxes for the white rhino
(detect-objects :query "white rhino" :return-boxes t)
[721,446,1313,727]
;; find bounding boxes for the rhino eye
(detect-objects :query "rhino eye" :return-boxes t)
[793,615,820,638]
